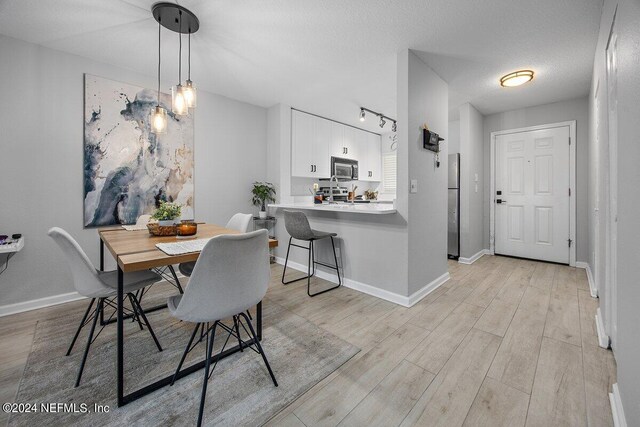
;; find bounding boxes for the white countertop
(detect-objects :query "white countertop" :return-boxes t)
[269,202,397,215]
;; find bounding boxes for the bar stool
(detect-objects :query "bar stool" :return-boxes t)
[281,210,341,297]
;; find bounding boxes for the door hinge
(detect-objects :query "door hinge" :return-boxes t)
[568,238,573,248]
[569,188,571,196]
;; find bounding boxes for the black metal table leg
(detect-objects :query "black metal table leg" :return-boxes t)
[257,301,262,341]
[99,239,105,325]
[99,239,104,272]
[117,266,124,407]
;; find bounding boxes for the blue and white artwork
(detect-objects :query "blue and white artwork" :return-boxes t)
[83,74,194,227]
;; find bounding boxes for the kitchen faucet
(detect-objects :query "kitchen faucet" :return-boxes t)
[328,175,340,204]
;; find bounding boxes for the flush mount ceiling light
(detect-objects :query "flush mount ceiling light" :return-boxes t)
[152,2,200,118]
[500,70,534,87]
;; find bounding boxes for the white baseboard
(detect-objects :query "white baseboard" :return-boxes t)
[595,308,610,349]
[275,257,449,308]
[575,261,598,298]
[458,249,490,265]
[609,383,628,427]
[0,291,85,317]
[407,272,450,307]
[0,273,186,318]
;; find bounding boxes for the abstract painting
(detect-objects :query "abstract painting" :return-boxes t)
[83,74,194,227]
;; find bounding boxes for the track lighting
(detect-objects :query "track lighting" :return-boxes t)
[359,107,397,132]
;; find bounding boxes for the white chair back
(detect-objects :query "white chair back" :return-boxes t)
[226,213,252,233]
[172,229,270,322]
[47,227,111,298]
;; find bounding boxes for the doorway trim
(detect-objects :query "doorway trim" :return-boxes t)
[489,121,577,266]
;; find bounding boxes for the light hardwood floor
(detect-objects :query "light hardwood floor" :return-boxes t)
[0,256,617,426]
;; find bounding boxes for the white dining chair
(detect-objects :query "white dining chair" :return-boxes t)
[168,229,277,427]
[178,213,253,277]
[48,227,163,387]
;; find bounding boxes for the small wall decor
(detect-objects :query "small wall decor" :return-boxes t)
[422,123,444,153]
[83,74,194,227]
[422,123,444,167]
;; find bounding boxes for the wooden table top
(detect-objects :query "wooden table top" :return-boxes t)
[99,224,278,273]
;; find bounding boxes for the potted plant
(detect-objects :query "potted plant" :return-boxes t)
[251,182,276,219]
[152,201,182,226]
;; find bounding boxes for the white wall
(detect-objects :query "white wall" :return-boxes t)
[483,97,590,263]
[459,103,484,259]
[589,0,640,423]
[448,120,460,154]
[0,35,268,307]
[400,50,449,295]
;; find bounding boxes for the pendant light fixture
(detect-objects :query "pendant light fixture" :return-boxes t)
[150,19,167,134]
[182,32,197,108]
[171,10,188,115]
[152,3,200,118]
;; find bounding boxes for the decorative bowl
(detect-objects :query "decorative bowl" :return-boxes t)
[147,223,177,236]
[176,221,198,238]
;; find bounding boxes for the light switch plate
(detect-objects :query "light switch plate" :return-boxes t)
[410,179,418,193]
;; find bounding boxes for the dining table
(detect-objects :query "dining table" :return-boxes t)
[98,223,278,407]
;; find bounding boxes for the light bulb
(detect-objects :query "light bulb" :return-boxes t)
[359,109,365,122]
[150,106,167,134]
[172,84,188,115]
[379,116,386,128]
[183,80,197,108]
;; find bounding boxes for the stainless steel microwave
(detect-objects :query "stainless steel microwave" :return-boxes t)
[331,156,358,181]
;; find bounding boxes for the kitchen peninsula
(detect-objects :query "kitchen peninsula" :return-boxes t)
[269,202,397,215]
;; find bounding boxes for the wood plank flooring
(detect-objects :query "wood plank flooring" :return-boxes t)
[0,256,617,426]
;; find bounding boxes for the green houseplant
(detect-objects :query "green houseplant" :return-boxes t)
[152,201,182,226]
[251,182,276,219]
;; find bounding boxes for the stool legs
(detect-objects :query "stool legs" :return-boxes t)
[281,236,341,297]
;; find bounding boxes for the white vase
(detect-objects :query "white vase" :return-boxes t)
[259,211,267,219]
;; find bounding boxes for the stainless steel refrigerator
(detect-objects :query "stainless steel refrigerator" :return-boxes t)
[448,153,460,259]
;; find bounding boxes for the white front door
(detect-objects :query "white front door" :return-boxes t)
[495,126,570,263]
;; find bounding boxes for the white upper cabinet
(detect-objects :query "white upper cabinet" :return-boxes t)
[367,132,382,181]
[291,110,315,178]
[330,122,344,158]
[342,126,359,160]
[292,110,331,178]
[313,116,331,177]
[291,109,381,181]
[358,131,381,182]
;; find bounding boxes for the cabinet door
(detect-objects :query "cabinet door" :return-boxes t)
[330,122,344,158]
[342,126,359,160]
[356,130,371,181]
[368,133,382,181]
[291,110,315,178]
[313,116,331,178]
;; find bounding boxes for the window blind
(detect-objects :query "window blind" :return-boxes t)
[382,153,397,193]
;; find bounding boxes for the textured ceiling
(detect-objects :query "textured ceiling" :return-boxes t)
[0,0,602,129]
